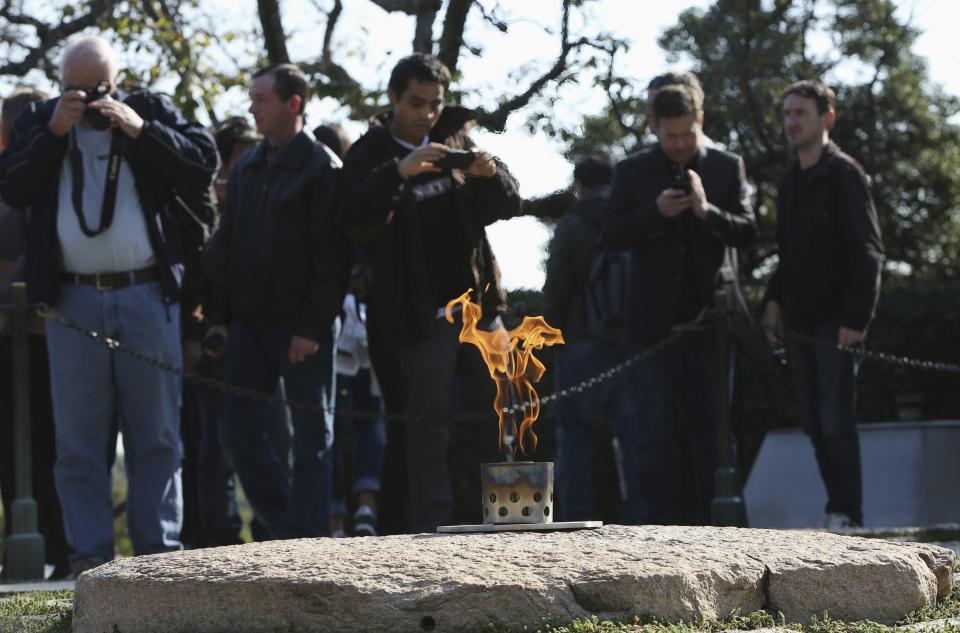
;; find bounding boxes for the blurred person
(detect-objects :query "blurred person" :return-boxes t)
[646,70,711,147]
[203,64,350,538]
[0,35,218,575]
[314,123,387,537]
[604,84,755,524]
[337,53,521,533]
[0,85,71,579]
[179,116,262,547]
[543,154,642,522]
[762,80,883,529]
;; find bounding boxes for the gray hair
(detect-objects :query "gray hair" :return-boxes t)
[59,36,119,81]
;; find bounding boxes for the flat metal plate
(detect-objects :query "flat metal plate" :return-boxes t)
[436,521,602,534]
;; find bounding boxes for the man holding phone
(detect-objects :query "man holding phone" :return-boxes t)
[337,53,521,533]
[604,84,755,525]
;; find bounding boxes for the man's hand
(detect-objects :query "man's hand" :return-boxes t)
[466,150,497,178]
[656,188,693,218]
[288,335,320,364]
[88,98,145,139]
[202,325,229,358]
[688,169,709,220]
[762,301,783,347]
[397,143,448,179]
[48,90,87,137]
[838,327,865,347]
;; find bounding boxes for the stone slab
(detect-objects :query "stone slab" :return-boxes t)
[72,525,956,633]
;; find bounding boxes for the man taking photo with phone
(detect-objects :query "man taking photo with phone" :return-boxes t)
[337,53,521,533]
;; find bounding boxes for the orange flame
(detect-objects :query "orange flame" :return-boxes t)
[445,289,564,455]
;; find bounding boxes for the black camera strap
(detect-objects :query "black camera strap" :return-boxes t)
[69,128,123,238]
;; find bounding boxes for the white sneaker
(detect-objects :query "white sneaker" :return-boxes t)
[823,513,859,529]
[352,504,378,537]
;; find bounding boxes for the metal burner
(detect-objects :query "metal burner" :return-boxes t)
[481,461,553,524]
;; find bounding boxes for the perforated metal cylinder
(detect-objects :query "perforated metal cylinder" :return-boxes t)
[481,461,554,524]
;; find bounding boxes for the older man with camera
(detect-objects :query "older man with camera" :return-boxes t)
[0,35,218,576]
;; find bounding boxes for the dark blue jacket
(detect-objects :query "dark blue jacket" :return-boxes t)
[604,144,756,345]
[203,131,350,341]
[0,92,218,305]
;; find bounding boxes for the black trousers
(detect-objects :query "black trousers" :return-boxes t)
[0,333,70,574]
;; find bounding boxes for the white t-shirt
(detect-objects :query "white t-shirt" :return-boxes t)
[57,126,155,274]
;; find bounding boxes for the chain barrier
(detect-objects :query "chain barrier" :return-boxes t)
[31,302,690,424]
[743,313,960,374]
[17,301,960,426]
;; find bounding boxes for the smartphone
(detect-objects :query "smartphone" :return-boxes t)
[671,169,692,194]
[434,148,476,171]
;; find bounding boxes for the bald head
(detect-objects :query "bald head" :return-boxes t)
[59,36,118,90]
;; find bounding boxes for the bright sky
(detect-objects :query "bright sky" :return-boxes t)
[5,0,958,290]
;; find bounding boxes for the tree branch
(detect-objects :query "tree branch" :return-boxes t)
[367,0,441,14]
[322,0,343,61]
[257,0,290,63]
[474,0,623,132]
[0,0,113,78]
[413,9,437,53]
[437,0,472,73]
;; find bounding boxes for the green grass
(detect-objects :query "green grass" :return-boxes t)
[0,590,72,633]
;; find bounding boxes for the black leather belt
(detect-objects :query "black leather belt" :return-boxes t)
[61,267,159,291]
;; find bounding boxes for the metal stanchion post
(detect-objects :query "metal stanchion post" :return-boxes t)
[4,282,45,580]
[710,287,746,527]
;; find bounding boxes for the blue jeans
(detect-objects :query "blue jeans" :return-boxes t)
[786,322,863,524]
[553,340,640,522]
[331,368,386,516]
[193,357,292,545]
[220,322,336,538]
[45,282,183,564]
[628,329,721,525]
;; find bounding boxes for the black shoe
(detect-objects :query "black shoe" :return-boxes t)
[48,561,73,580]
[69,558,105,580]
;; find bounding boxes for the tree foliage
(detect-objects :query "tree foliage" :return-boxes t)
[0,0,624,133]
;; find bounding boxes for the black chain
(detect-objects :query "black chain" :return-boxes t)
[32,303,688,424]
[751,316,960,374]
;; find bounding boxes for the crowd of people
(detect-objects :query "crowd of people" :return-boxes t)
[0,33,883,580]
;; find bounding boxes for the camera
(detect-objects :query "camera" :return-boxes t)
[434,148,476,171]
[82,81,113,131]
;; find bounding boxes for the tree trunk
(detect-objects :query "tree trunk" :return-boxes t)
[257,0,290,63]
[413,10,436,53]
[437,0,472,74]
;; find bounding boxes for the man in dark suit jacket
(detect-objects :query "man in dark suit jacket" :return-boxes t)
[762,80,883,529]
[604,85,756,524]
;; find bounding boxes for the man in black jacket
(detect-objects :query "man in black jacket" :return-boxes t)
[338,53,521,533]
[762,80,883,529]
[203,64,350,539]
[0,36,218,574]
[605,85,755,525]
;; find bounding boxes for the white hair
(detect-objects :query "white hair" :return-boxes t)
[59,36,119,81]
